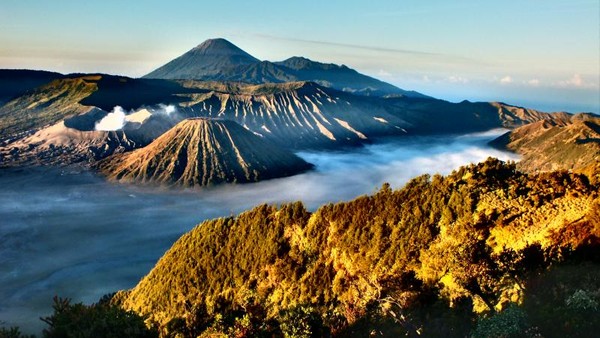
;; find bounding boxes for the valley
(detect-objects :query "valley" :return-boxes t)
[0,34,597,337]
[0,39,560,176]
[0,131,514,333]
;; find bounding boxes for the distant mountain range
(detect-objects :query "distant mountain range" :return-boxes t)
[0,71,576,175]
[0,38,596,185]
[0,69,63,105]
[0,72,563,172]
[144,38,428,98]
[491,113,600,174]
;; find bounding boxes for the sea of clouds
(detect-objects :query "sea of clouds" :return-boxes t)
[0,129,516,333]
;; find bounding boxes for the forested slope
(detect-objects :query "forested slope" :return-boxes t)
[114,158,600,337]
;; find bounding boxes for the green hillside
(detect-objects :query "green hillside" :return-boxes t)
[112,158,600,337]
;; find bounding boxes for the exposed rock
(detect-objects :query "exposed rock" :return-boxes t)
[97,118,313,187]
[490,113,600,173]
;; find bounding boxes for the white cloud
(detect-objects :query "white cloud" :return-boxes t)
[447,75,469,84]
[526,79,540,86]
[377,69,392,77]
[499,75,512,84]
[555,74,599,89]
[563,74,583,87]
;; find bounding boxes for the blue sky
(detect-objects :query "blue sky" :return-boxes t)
[1,0,598,112]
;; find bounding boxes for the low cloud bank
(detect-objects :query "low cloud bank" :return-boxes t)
[0,130,516,334]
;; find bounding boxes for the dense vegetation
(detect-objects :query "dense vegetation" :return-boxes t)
[108,158,599,337]
[0,296,156,338]
[2,158,598,336]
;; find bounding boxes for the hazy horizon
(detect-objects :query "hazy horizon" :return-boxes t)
[1,0,598,113]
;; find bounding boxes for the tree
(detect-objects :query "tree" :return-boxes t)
[41,296,157,338]
[472,304,531,338]
[279,306,326,338]
[0,326,35,338]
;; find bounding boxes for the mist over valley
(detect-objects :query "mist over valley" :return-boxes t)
[0,7,598,333]
[0,130,514,332]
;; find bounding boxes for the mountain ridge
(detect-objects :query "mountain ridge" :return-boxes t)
[143,38,427,98]
[0,74,567,169]
[490,112,600,174]
[113,158,600,335]
[0,69,64,105]
[97,118,313,186]
[145,38,259,80]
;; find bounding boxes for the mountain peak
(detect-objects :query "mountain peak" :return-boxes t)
[195,38,232,47]
[143,40,428,98]
[143,38,259,80]
[278,56,331,70]
[191,38,252,56]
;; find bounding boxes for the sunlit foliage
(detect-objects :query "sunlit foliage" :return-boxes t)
[107,158,599,336]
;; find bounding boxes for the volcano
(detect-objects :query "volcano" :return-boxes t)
[98,118,313,187]
[143,38,427,97]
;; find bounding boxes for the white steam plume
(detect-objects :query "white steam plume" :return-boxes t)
[94,104,178,131]
[156,104,177,116]
[95,106,127,131]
